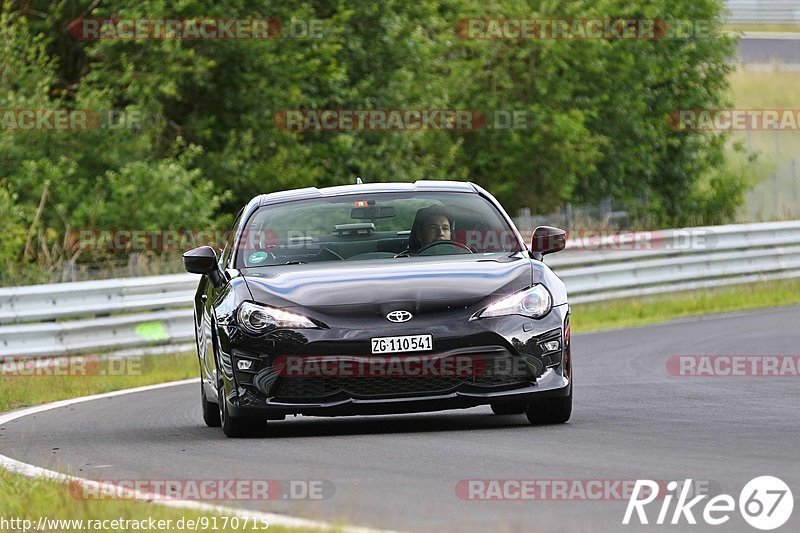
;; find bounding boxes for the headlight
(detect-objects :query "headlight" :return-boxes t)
[474,285,552,320]
[237,302,318,334]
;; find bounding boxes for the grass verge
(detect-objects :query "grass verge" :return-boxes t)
[0,468,317,533]
[0,352,328,533]
[0,352,198,413]
[724,24,800,33]
[571,277,800,333]
[728,69,800,111]
[726,69,800,221]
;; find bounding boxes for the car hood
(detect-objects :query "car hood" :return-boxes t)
[241,255,532,315]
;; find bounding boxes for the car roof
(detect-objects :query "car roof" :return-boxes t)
[256,180,477,207]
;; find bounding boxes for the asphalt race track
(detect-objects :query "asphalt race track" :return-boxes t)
[739,37,800,66]
[2,306,799,532]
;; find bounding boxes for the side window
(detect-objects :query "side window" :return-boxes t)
[221,208,244,269]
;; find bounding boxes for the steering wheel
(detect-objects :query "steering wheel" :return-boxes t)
[316,247,343,260]
[274,247,343,265]
[416,240,474,255]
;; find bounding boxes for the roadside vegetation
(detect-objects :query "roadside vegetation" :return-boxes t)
[572,278,800,332]
[2,0,741,284]
[0,468,320,533]
[724,23,800,33]
[725,69,800,221]
[0,352,197,412]
[727,69,800,169]
[0,353,330,533]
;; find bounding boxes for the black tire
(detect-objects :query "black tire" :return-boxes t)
[490,402,527,415]
[218,382,268,438]
[525,388,572,425]
[201,382,221,427]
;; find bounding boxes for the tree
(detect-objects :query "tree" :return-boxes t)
[1,0,744,283]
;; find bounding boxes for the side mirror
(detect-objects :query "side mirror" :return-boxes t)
[183,246,225,286]
[531,226,566,256]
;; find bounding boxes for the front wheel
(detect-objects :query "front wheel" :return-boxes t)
[201,382,221,427]
[218,382,268,438]
[526,388,572,424]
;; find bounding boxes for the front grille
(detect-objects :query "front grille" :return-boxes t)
[272,364,530,399]
[273,376,465,398]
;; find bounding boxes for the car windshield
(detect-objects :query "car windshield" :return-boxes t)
[235,191,523,267]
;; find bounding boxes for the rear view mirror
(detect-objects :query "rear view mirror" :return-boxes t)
[351,205,396,220]
[183,246,225,286]
[183,245,218,274]
[531,226,566,256]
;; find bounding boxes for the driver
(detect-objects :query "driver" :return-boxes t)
[408,205,454,252]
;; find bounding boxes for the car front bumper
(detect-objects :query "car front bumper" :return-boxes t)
[227,368,570,418]
[217,304,571,418]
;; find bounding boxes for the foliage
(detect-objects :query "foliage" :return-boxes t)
[1,0,741,281]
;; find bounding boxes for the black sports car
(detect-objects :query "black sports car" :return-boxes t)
[184,180,571,437]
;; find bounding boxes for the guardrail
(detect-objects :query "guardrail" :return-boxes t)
[548,221,800,303]
[0,273,196,324]
[1,221,799,359]
[726,0,800,24]
[0,273,198,358]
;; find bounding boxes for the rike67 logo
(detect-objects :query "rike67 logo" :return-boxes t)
[624,476,793,530]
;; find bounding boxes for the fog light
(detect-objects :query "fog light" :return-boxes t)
[237,360,253,370]
[542,340,560,353]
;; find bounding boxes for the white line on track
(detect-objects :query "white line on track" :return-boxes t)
[740,31,800,40]
[0,378,397,533]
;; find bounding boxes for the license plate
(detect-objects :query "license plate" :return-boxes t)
[371,335,433,354]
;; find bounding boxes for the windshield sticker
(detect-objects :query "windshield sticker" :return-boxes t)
[249,251,269,264]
